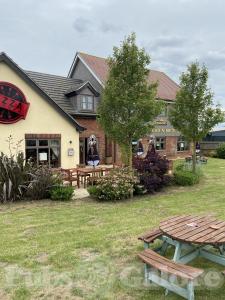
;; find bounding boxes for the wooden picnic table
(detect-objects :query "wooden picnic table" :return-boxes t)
[138,215,225,299]
[158,215,225,266]
[77,166,113,188]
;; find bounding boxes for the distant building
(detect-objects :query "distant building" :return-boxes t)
[203,129,225,142]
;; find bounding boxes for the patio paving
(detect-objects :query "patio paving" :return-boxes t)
[73,188,89,199]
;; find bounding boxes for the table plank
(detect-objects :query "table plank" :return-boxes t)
[160,215,225,245]
[168,216,210,237]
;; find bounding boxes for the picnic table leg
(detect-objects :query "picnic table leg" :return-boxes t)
[187,280,194,300]
[160,241,169,256]
[144,242,149,249]
[173,241,182,262]
[77,174,80,188]
[144,264,150,284]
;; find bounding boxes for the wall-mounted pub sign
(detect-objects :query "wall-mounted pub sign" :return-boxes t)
[0,82,30,124]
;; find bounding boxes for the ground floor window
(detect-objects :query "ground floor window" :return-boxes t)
[156,137,165,150]
[177,136,189,151]
[25,135,61,167]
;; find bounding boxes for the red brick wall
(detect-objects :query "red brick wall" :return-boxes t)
[75,117,191,164]
[141,136,191,158]
[76,117,106,164]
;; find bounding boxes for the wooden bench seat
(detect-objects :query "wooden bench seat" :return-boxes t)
[138,228,162,244]
[138,249,203,300]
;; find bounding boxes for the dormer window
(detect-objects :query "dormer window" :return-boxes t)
[81,95,94,111]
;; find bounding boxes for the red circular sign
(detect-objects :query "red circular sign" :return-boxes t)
[0,82,30,124]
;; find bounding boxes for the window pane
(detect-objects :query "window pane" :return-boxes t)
[156,137,164,150]
[39,140,48,146]
[26,139,36,147]
[50,147,60,168]
[50,139,60,147]
[26,148,37,164]
[38,148,49,165]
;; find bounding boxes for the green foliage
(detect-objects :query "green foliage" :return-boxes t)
[0,152,32,203]
[174,164,202,186]
[216,143,225,159]
[98,33,161,166]
[27,166,62,200]
[133,183,147,195]
[169,62,224,172]
[50,185,74,201]
[88,168,136,201]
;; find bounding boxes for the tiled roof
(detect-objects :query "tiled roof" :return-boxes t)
[25,70,82,114]
[78,52,180,101]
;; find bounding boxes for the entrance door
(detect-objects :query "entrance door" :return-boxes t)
[79,137,99,165]
[79,138,87,165]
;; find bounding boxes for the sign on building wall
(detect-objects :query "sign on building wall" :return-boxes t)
[152,127,180,136]
[0,82,30,124]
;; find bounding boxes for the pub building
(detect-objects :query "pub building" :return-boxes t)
[0,52,190,169]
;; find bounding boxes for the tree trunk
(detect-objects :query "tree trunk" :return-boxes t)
[192,141,196,173]
[128,143,133,169]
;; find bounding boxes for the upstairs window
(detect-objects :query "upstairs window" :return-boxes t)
[80,95,94,111]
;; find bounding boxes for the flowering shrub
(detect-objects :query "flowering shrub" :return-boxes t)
[88,168,136,201]
[133,145,171,193]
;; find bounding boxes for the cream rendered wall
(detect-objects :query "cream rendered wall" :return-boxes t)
[0,61,80,168]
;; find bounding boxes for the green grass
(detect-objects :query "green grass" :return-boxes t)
[1,158,225,299]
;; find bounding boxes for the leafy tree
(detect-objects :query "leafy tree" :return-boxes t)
[98,33,161,167]
[169,62,224,172]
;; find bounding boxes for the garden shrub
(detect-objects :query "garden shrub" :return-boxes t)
[216,143,225,159]
[88,168,136,201]
[27,166,62,200]
[174,164,202,186]
[133,146,172,193]
[0,152,32,203]
[50,186,74,201]
[133,183,147,195]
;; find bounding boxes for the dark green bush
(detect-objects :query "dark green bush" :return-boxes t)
[216,143,225,159]
[50,186,74,201]
[174,164,202,186]
[133,183,147,195]
[0,152,32,203]
[87,185,99,198]
[27,166,62,200]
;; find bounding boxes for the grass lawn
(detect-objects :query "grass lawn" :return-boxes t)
[1,158,225,299]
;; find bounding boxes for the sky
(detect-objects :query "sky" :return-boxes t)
[1,0,225,117]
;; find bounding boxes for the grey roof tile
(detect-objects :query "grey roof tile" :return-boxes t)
[25,70,83,114]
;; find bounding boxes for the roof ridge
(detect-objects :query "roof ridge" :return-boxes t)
[25,69,79,80]
[78,52,107,60]
[79,52,169,74]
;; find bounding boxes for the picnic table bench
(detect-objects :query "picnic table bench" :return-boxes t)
[138,228,162,246]
[138,249,203,300]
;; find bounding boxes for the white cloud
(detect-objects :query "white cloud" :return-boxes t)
[0,0,225,107]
